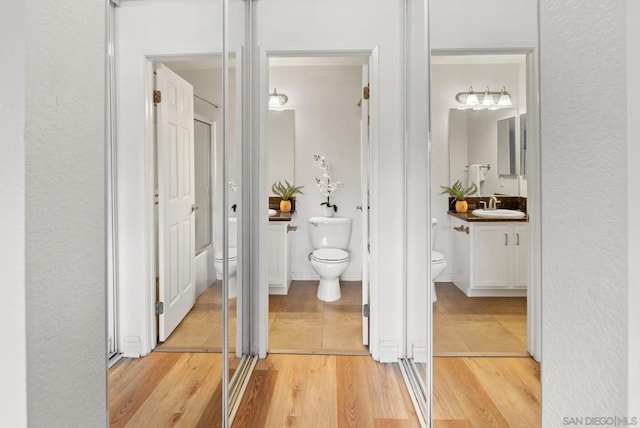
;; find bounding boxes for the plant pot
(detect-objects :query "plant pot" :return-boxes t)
[455,200,468,213]
[280,200,291,213]
[322,206,334,217]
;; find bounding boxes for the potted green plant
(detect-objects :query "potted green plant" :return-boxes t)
[271,180,304,212]
[440,180,477,213]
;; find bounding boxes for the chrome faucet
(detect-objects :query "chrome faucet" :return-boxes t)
[488,196,500,210]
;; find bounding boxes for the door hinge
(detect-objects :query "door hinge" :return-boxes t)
[363,303,370,318]
[153,90,162,104]
[155,301,164,315]
[363,84,370,100]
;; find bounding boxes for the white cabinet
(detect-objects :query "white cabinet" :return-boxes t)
[451,218,528,297]
[268,222,291,295]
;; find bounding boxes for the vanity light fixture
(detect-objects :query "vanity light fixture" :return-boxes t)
[455,86,512,109]
[269,88,288,109]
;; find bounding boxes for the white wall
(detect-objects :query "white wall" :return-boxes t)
[25,0,107,426]
[269,65,363,281]
[628,0,640,416]
[256,0,405,361]
[430,0,538,51]
[431,62,525,281]
[0,1,27,425]
[541,0,630,422]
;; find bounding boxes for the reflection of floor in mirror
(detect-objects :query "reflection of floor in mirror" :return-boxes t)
[268,281,368,355]
[108,352,239,427]
[155,282,235,353]
[433,357,541,427]
[434,282,528,356]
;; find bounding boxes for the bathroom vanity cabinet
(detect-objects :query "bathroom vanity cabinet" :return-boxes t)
[268,222,291,294]
[451,218,528,297]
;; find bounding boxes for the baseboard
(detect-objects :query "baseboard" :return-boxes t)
[465,288,527,297]
[290,272,363,281]
[122,336,142,358]
[437,272,453,282]
[411,342,428,364]
[268,281,291,295]
[378,341,400,362]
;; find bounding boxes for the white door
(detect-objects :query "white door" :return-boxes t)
[156,64,196,342]
[360,64,370,345]
[473,224,511,288]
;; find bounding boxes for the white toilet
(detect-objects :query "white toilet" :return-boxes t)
[308,216,352,302]
[431,217,447,303]
[214,216,237,299]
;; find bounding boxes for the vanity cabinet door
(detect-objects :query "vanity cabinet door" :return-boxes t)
[268,224,285,286]
[451,218,471,292]
[472,224,511,288]
[512,224,529,288]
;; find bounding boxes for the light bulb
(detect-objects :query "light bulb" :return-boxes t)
[482,87,494,106]
[466,87,479,106]
[498,87,512,106]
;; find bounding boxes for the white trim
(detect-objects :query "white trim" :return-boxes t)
[378,341,400,362]
[255,47,380,360]
[412,342,428,364]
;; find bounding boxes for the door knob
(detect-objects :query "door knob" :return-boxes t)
[191,204,198,213]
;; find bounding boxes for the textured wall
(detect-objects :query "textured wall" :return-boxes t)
[627,0,640,416]
[25,0,106,426]
[0,1,27,426]
[540,0,628,422]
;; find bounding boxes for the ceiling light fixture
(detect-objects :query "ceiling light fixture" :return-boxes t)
[269,88,288,109]
[455,86,512,109]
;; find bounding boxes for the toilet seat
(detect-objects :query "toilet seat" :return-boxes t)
[432,250,445,264]
[311,248,349,263]
[215,247,237,262]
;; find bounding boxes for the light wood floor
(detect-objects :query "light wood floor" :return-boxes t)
[108,353,541,427]
[156,282,236,353]
[433,357,541,427]
[155,280,366,355]
[268,281,368,355]
[234,354,419,427]
[434,282,528,357]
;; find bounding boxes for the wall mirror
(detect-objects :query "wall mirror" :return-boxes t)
[448,108,521,196]
[497,116,517,176]
[267,110,296,192]
[520,113,528,176]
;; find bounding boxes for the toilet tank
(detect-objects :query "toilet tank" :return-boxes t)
[229,216,238,247]
[308,216,352,249]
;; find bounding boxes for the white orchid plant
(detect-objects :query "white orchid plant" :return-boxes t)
[313,154,343,213]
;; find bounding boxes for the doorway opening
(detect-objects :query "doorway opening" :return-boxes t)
[264,54,372,356]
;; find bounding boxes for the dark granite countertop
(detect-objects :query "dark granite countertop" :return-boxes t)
[447,210,529,222]
[269,210,295,222]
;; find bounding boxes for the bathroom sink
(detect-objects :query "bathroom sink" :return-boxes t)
[268,209,278,217]
[471,209,526,219]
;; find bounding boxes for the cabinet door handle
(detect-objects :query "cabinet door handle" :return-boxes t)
[504,233,508,245]
[516,233,520,246]
[287,225,297,233]
[453,225,469,234]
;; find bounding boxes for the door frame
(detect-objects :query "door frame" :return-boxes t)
[251,48,380,358]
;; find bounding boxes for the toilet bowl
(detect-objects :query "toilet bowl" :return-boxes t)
[308,216,352,302]
[431,218,447,303]
[309,248,350,302]
[214,217,238,299]
[431,249,447,303]
[214,248,237,298]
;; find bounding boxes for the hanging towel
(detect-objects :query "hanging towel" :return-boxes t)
[478,165,487,182]
[468,164,483,195]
